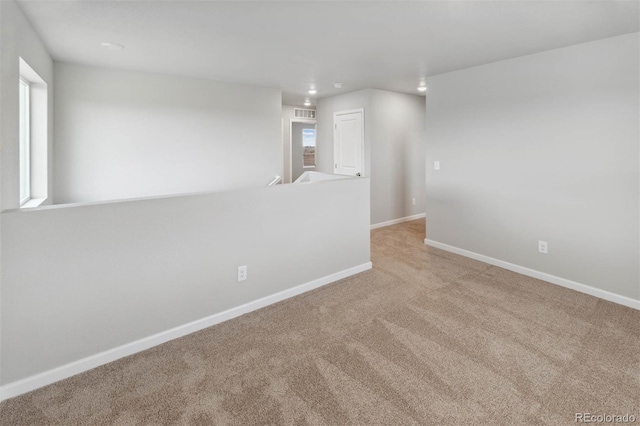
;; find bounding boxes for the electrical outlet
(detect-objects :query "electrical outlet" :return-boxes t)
[434,161,440,171]
[412,198,416,206]
[237,265,247,282]
[538,241,548,254]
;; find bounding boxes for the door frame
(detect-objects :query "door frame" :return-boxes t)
[333,108,365,177]
[289,118,316,183]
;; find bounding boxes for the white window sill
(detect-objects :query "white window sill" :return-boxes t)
[21,197,46,209]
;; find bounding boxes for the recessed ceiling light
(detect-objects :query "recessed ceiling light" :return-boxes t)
[308,89,317,95]
[417,86,427,92]
[304,101,311,107]
[100,42,125,51]
[333,83,343,89]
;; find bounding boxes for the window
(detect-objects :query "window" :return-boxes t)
[19,57,48,208]
[19,78,31,205]
[302,128,316,168]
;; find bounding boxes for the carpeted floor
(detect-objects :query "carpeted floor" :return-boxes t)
[1,220,638,425]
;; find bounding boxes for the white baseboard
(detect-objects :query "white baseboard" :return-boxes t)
[0,262,373,403]
[424,239,639,311]
[371,213,426,230]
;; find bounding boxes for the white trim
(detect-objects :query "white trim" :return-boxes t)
[371,213,426,230]
[334,108,365,116]
[19,78,31,205]
[424,239,640,310]
[20,197,46,209]
[267,176,282,187]
[0,262,373,403]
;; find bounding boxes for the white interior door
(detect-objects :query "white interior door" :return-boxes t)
[334,109,364,176]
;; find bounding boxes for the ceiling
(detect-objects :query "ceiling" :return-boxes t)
[17,0,640,106]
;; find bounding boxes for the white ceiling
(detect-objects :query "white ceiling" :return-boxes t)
[17,0,640,106]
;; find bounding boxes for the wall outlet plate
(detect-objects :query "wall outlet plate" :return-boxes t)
[538,241,548,254]
[237,265,247,281]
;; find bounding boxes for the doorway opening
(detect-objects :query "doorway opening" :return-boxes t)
[290,119,316,182]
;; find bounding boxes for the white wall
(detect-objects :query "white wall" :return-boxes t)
[369,90,426,225]
[0,0,55,392]
[425,33,639,302]
[282,105,295,183]
[316,89,426,225]
[0,0,3,397]
[1,178,370,385]
[0,0,54,211]
[54,63,283,204]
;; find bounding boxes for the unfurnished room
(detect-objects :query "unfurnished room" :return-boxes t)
[0,0,638,424]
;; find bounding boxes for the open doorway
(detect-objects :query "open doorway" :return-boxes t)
[290,120,316,182]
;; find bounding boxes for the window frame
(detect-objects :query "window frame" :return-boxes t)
[19,57,48,209]
[19,77,31,206]
[302,127,317,169]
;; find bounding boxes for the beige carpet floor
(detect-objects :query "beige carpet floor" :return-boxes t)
[1,220,638,425]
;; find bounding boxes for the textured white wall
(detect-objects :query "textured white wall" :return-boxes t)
[54,63,283,204]
[1,178,370,384]
[425,33,639,301]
